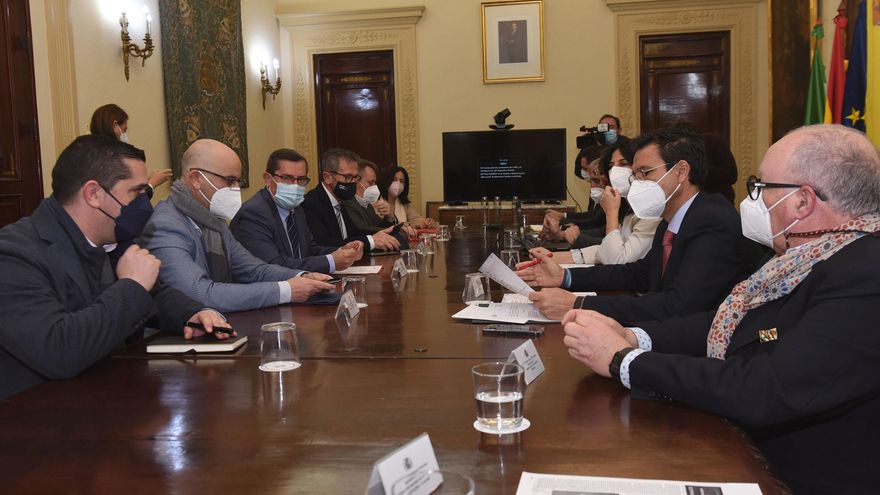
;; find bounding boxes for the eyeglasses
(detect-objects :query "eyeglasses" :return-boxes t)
[270,172,310,186]
[628,163,672,184]
[329,171,361,183]
[194,168,241,188]
[746,175,826,201]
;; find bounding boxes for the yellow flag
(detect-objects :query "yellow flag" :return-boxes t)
[867,0,879,143]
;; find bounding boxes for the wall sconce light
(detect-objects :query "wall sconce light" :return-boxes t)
[261,58,281,110]
[120,7,155,81]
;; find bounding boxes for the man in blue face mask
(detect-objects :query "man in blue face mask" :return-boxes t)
[231,148,363,273]
[0,135,233,399]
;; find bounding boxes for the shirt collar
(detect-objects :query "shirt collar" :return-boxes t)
[276,204,292,222]
[667,192,698,234]
[322,182,340,208]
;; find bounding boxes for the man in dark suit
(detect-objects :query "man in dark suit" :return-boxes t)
[520,127,762,322]
[561,124,880,494]
[301,148,400,251]
[230,148,362,273]
[0,135,232,399]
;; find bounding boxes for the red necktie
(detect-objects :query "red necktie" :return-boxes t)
[661,230,676,275]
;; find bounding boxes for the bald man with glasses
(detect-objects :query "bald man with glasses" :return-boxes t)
[140,139,334,312]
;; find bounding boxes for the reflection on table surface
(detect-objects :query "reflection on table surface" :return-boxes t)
[0,233,785,494]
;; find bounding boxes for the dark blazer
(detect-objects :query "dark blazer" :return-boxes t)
[563,202,606,231]
[0,197,201,399]
[630,234,880,494]
[341,198,395,235]
[301,184,370,249]
[571,192,762,322]
[230,188,336,273]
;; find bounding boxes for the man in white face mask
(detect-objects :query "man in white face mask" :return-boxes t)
[343,159,416,241]
[230,148,363,274]
[141,139,335,312]
[558,124,880,494]
[519,127,762,322]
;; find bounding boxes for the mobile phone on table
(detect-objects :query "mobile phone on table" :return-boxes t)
[481,324,544,337]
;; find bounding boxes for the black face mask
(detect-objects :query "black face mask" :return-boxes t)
[100,188,154,242]
[333,181,357,201]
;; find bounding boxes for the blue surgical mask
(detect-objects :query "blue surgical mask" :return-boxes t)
[272,181,305,210]
[604,129,618,145]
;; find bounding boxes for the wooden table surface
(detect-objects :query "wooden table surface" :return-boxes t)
[0,232,786,494]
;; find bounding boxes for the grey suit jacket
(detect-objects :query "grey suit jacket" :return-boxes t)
[141,199,302,312]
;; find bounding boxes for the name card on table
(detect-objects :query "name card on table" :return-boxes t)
[392,257,409,280]
[335,289,360,324]
[507,339,545,385]
[367,433,441,495]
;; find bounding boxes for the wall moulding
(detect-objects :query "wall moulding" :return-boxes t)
[278,7,424,206]
[608,0,761,202]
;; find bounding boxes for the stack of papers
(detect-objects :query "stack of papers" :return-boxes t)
[452,303,557,324]
[516,472,763,495]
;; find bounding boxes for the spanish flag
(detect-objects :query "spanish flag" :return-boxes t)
[825,3,847,124]
[865,0,879,143]
[842,1,867,132]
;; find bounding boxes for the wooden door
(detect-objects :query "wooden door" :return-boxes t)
[314,51,397,169]
[0,0,43,227]
[639,31,731,140]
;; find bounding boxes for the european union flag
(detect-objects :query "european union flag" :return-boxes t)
[841,0,867,132]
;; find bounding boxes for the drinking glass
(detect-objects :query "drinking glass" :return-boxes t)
[391,469,475,495]
[502,228,521,249]
[462,273,491,305]
[454,215,466,230]
[259,322,301,372]
[472,362,524,430]
[400,249,421,272]
[437,225,451,241]
[499,249,520,270]
[418,233,436,254]
[342,275,368,308]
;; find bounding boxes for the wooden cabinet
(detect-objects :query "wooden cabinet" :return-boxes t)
[425,201,577,229]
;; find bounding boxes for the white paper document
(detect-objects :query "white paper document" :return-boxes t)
[501,292,596,304]
[558,263,594,269]
[333,265,383,275]
[516,472,763,495]
[452,303,557,324]
[479,253,534,296]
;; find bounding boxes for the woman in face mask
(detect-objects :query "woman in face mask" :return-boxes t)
[377,165,437,229]
[563,136,661,266]
[90,104,173,197]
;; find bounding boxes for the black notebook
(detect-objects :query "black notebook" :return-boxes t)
[146,334,248,354]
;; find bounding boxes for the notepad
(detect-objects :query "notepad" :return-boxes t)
[146,334,248,354]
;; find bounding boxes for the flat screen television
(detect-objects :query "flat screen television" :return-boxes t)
[442,128,567,202]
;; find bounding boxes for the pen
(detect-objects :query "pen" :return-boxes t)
[185,322,234,335]
[520,252,552,269]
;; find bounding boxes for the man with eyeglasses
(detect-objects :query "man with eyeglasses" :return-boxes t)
[302,148,401,251]
[230,148,363,273]
[560,124,880,493]
[140,139,335,312]
[518,127,762,322]
[343,158,417,241]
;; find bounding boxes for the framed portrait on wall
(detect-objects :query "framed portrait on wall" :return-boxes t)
[481,0,544,83]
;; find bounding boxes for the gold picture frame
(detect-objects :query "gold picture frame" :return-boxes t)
[481,0,544,83]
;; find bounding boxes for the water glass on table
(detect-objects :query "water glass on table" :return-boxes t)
[259,322,301,372]
[462,273,491,305]
[472,362,524,430]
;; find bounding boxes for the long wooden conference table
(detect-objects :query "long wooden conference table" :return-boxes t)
[0,232,786,494]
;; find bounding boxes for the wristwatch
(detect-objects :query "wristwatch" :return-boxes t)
[609,347,636,380]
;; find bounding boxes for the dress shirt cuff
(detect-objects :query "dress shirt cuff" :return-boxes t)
[570,249,584,264]
[277,281,291,304]
[366,235,375,251]
[619,349,648,390]
[562,268,572,289]
[627,327,652,351]
[325,254,336,273]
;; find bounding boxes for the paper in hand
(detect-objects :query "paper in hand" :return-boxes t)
[479,253,534,296]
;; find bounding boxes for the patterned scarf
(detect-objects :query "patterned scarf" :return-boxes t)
[706,212,880,358]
